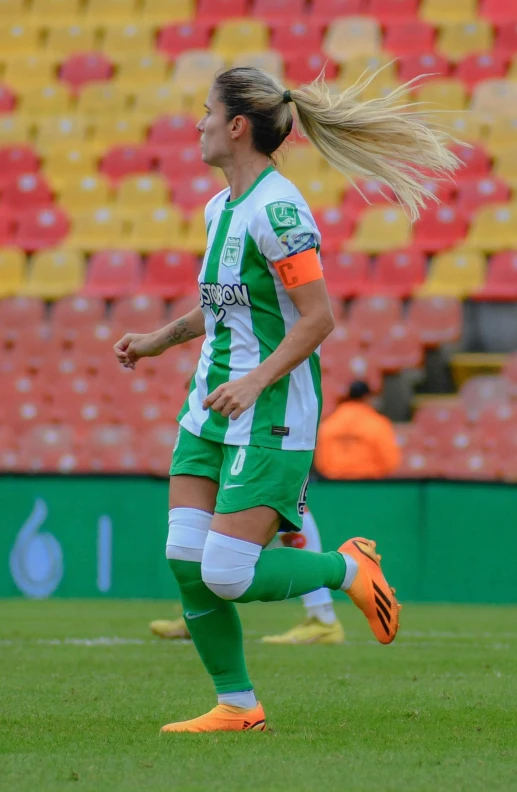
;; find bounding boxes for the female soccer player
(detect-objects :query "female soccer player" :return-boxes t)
[114,66,457,733]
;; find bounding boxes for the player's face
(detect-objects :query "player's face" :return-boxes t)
[197,86,233,167]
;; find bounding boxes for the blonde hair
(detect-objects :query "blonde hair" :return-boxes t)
[214,67,460,222]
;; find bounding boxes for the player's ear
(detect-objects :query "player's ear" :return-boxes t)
[229,114,248,140]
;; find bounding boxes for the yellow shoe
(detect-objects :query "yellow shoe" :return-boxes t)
[339,537,401,645]
[161,703,267,733]
[149,617,191,640]
[261,616,345,645]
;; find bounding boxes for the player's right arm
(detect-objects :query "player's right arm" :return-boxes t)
[113,305,205,370]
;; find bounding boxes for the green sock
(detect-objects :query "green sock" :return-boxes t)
[236,548,346,604]
[168,559,252,695]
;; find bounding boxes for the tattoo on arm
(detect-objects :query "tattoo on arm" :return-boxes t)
[166,318,199,347]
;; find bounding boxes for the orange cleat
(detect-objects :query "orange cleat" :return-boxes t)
[160,703,267,734]
[339,537,400,645]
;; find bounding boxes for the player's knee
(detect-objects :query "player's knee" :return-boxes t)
[165,507,212,563]
[201,530,261,600]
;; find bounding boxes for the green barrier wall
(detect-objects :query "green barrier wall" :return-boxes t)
[1,476,516,603]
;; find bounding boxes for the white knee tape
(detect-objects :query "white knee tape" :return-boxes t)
[165,507,212,562]
[201,530,261,600]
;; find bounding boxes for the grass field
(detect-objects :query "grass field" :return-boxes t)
[1,600,516,792]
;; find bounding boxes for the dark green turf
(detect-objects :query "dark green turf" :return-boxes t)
[1,600,516,792]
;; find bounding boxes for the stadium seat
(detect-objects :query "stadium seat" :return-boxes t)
[44,148,98,191]
[76,83,129,118]
[342,179,396,222]
[481,0,517,24]
[0,295,45,328]
[493,150,517,190]
[4,322,51,366]
[442,449,499,480]
[285,52,338,83]
[395,448,442,478]
[15,207,69,250]
[81,251,142,298]
[45,25,96,59]
[368,250,426,298]
[456,177,510,220]
[211,20,269,58]
[437,21,494,62]
[348,295,402,345]
[456,53,507,89]
[172,175,222,214]
[288,175,344,211]
[3,57,55,94]
[83,0,137,26]
[393,422,425,452]
[369,0,419,23]
[309,0,366,25]
[111,295,166,331]
[444,113,484,145]
[157,145,212,186]
[270,22,323,59]
[142,251,198,298]
[494,22,517,57]
[65,207,124,251]
[322,251,369,297]
[23,249,85,299]
[0,0,25,22]
[0,145,38,188]
[30,0,82,25]
[323,17,381,63]
[420,0,478,23]
[502,353,517,396]
[197,0,246,23]
[34,117,88,157]
[476,402,517,449]
[450,143,491,179]
[58,175,112,212]
[141,0,194,24]
[460,374,511,413]
[464,203,517,252]
[413,206,468,253]
[373,322,423,373]
[341,53,397,88]
[146,115,198,157]
[101,24,154,61]
[59,53,113,93]
[89,118,145,155]
[157,22,210,61]
[116,175,170,213]
[132,83,186,119]
[0,116,30,145]
[0,208,15,245]
[470,80,517,123]
[342,351,382,392]
[419,249,486,297]
[384,20,435,56]
[473,251,517,300]
[415,79,467,111]
[350,207,411,253]
[3,172,53,216]
[126,206,184,251]
[398,53,450,84]
[100,145,153,185]
[415,398,467,441]
[116,54,169,91]
[0,248,25,297]
[312,208,353,254]
[0,22,40,55]
[409,296,462,345]
[232,51,284,78]
[181,207,207,254]
[319,322,362,372]
[279,144,324,180]
[252,0,305,21]
[172,51,225,94]
[52,295,106,335]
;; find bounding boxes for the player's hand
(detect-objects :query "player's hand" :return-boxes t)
[113,331,167,370]
[203,373,264,420]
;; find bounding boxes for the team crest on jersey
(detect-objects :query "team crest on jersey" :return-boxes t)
[221,237,241,267]
[269,202,298,228]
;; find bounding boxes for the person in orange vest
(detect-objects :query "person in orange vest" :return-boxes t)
[314,381,401,479]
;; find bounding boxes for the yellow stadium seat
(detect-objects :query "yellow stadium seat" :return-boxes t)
[182,207,206,254]
[437,22,493,63]
[173,51,226,93]
[101,24,154,61]
[84,0,138,27]
[34,117,88,157]
[117,175,170,212]
[44,148,98,190]
[232,51,284,79]
[416,79,467,112]
[23,249,85,299]
[65,207,124,251]
[126,206,184,251]
[360,79,409,104]
[418,249,486,298]
[441,112,484,144]
[3,56,57,93]
[132,83,186,119]
[0,23,41,56]
[212,19,268,59]
[0,0,25,23]
[0,115,30,144]
[350,207,411,253]
[471,80,517,124]
[58,175,113,211]
[141,0,194,24]
[340,54,396,87]
[297,177,345,210]
[323,17,381,64]
[20,84,71,117]
[464,203,517,252]
[493,150,517,190]
[420,0,477,23]
[77,83,130,119]
[279,145,326,181]
[30,0,81,26]
[45,26,97,60]
[89,117,146,155]
[116,54,169,90]
[485,118,517,157]
[0,248,25,298]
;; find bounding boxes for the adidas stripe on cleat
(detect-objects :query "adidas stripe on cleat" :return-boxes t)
[160,703,267,733]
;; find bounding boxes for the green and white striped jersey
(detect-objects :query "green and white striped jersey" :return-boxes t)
[178,165,323,451]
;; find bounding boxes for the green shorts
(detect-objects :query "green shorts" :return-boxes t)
[169,427,313,531]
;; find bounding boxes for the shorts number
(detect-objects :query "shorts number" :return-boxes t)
[297,475,309,516]
[230,447,246,477]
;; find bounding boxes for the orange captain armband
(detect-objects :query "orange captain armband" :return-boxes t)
[273,248,323,290]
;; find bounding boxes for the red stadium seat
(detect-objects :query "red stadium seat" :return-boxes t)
[413,205,468,252]
[319,322,362,373]
[394,422,424,452]
[384,20,435,56]
[348,295,402,345]
[0,145,39,189]
[52,296,106,334]
[455,53,507,89]
[270,22,323,59]
[70,322,120,372]
[456,176,510,220]
[503,353,517,396]
[82,250,142,298]
[197,0,247,24]
[494,23,517,57]
[313,207,353,254]
[157,23,211,61]
[15,207,69,250]
[480,0,517,24]
[460,375,512,416]
[450,143,491,180]
[476,403,517,450]
[395,448,441,478]
[0,85,16,113]
[59,53,113,92]
[21,424,77,453]
[367,0,418,25]
[3,173,53,216]
[0,296,45,328]
[111,295,166,331]
[285,52,337,83]
[158,146,212,185]
[408,296,462,346]
[474,251,517,300]
[415,399,468,446]
[170,293,201,319]
[342,351,382,392]
[398,53,450,84]
[252,0,306,21]
[147,115,198,157]
[172,175,221,213]
[441,449,499,480]
[309,0,366,24]
[368,249,426,298]
[342,180,396,221]
[434,424,485,455]
[100,145,153,185]
[0,209,15,245]
[372,322,423,373]
[322,251,370,298]
[142,251,198,298]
